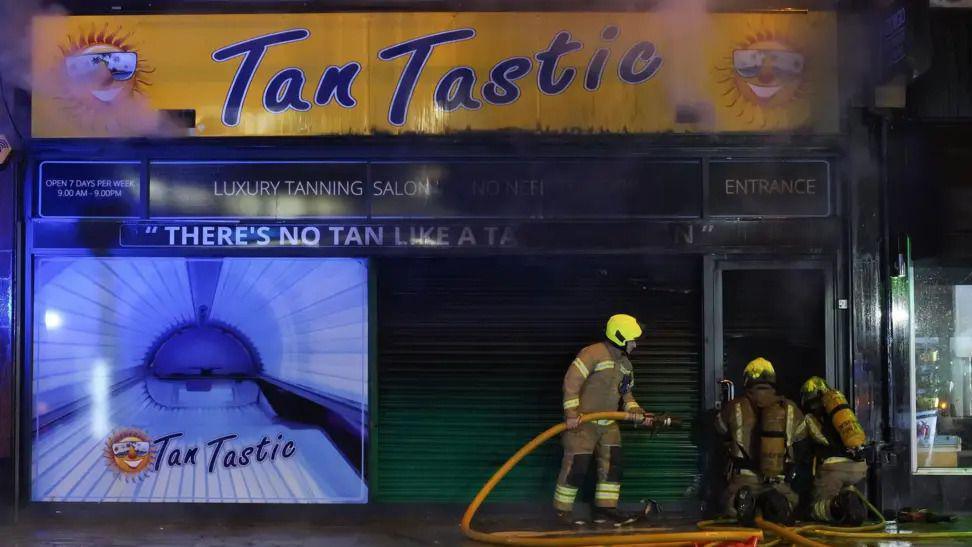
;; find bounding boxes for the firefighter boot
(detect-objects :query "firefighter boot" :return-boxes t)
[733,486,757,526]
[759,489,795,525]
[592,506,639,527]
[556,511,588,527]
[831,489,866,526]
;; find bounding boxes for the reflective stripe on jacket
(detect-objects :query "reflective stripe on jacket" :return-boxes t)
[563,341,641,419]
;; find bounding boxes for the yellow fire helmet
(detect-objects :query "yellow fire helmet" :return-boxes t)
[743,357,776,387]
[801,376,830,405]
[606,314,642,347]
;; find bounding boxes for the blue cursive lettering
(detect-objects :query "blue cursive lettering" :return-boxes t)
[585,26,619,91]
[152,432,184,472]
[212,29,310,126]
[377,29,476,126]
[482,57,531,105]
[316,62,361,107]
[535,31,582,95]
[618,41,662,84]
[207,434,238,473]
[263,68,312,113]
[435,66,481,112]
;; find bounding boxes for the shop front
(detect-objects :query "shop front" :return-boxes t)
[885,123,972,511]
[8,8,847,513]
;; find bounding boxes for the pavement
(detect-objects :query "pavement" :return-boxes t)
[3,503,479,546]
[2,503,971,546]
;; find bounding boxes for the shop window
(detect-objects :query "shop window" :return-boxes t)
[909,263,972,473]
[30,256,370,502]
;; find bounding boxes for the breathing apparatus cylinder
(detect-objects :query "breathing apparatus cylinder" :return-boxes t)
[759,401,788,479]
[822,389,867,450]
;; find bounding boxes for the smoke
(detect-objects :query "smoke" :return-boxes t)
[0,0,184,140]
[0,0,59,90]
[0,0,60,144]
[657,0,715,129]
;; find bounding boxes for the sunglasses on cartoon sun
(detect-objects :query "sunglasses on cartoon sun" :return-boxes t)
[65,52,137,82]
[112,440,150,457]
[732,49,805,79]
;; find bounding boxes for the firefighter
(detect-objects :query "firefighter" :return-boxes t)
[715,357,805,525]
[798,376,868,525]
[553,314,654,527]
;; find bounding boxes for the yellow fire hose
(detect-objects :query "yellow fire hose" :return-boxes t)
[753,517,828,547]
[702,484,972,543]
[461,411,972,546]
[460,411,764,546]
[795,487,972,542]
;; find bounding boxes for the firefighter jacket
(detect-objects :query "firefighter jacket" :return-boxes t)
[715,385,806,473]
[562,341,643,420]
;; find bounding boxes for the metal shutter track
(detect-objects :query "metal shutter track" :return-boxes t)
[375,258,700,503]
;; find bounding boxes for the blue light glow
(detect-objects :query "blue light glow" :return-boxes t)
[31,257,368,503]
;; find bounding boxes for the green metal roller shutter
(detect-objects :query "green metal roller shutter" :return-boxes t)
[373,256,701,504]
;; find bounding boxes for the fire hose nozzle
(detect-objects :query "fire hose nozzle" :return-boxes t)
[626,412,683,429]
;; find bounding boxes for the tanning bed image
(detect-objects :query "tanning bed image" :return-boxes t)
[30,257,368,503]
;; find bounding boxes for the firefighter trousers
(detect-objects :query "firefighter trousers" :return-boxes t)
[553,421,622,512]
[810,459,868,522]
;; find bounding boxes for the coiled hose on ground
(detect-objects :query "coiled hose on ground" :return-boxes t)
[460,411,972,546]
[460,411,764,546]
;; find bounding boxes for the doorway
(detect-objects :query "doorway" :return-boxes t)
[705,258,836,409]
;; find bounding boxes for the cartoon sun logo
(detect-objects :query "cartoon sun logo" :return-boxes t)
[48,25,170,135]
[60,25,151,103]
[715,23,810,129]
[104,428,155,480]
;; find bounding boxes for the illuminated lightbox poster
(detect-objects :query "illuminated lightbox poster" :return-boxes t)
[31,257,368,503]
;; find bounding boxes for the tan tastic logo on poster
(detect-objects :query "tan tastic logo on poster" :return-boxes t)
[104,427,155,481]
[0,135,10,165]
[31,12,839,137]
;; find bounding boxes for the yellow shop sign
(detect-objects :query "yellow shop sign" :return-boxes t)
[31,12,838,137]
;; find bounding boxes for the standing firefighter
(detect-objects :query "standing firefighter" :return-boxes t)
[799,376,868,525]
[554,314,654,527]
[715,357,805,525]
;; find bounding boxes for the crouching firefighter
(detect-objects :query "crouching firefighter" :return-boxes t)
[715,357,805,525]
[554,314,656,527]
[798,376,869,525]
